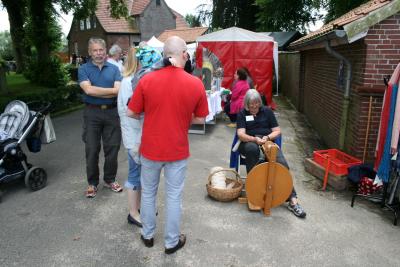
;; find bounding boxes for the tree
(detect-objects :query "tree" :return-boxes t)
[185,14,202,27]
[1,0,30,73]
[0,31,14,61]
[323,0,369,23]
[196,2,213,27]
[0,0,128,86]
[211,0,259,31]
[0,59,7,93]
[255,0,323,32]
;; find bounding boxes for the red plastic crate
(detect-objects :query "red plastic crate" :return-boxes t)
[313,149,362,176]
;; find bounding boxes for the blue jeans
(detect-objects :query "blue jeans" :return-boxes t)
[140,156,187,249]
[124,150,141,190]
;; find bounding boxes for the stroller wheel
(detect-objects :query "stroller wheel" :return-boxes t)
[25,167,47,191]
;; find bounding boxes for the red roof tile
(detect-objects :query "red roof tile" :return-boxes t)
[95,0,188,34]
[131,0,151,15]
[95,0,138,33]
[290,0,391,47]
[173,10,189,29]
[158,27,208,43]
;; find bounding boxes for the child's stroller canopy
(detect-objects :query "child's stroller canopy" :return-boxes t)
[0,100,30,141]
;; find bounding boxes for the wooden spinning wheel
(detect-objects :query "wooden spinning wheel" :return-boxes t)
[240,141,293,216]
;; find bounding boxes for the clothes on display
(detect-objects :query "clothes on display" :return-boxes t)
[375,63,400,183]
[206,91,223,123]
[352,62,400,225]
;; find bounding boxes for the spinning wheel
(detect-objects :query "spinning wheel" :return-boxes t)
[240,141,293,216]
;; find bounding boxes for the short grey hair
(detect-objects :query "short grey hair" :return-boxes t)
[88,37,106,49]
[109,44,122,56]
[244,89,263,110]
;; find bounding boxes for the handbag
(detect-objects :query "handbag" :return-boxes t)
[40,114,56,144]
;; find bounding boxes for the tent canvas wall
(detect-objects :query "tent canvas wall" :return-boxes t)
[196,27,277,106]
[147,36,164,52]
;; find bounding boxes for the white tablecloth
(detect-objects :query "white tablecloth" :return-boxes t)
[206,91,222,122]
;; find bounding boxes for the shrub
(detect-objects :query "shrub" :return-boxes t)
[0,84,82,114]
[65,64,78,81]
[24,55,70,87]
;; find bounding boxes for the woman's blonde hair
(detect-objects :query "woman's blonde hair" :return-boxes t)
[122,47,138,77]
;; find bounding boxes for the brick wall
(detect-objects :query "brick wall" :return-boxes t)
[279,52,301,110]
[106,35,140,52]
[300,13,400,163]
[302,40,366,151]
[351,13,400,162]
[68,18,106,57]
[363,14,400,88]
[138,0,176,41]
[68,16,141,57]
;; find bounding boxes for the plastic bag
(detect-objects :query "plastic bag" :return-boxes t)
[40,114,56,144]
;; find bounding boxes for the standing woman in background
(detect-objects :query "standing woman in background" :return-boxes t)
[117,47,142,227]
[224,68,250,127]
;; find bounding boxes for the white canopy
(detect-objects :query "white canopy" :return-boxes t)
[147,36,164,52]
[196,27,279,96]
[187,43,196,58]
[196,27,274,42]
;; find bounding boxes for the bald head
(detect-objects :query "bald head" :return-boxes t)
[164,36,188,67]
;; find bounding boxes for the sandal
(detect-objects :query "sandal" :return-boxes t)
[104,181,123,192]
[86,185,97,198]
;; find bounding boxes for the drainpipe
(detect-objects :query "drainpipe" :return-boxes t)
[325,40,352,150]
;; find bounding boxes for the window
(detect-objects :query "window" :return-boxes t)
[92,16,96,28]
[80,20,85,30]
[86,18,91,29]
[156,0,160,6]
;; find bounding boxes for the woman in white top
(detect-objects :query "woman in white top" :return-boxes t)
[118,46,164,227]
[117,47,142,227]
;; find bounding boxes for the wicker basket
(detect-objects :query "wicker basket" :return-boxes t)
[206,168,243,202]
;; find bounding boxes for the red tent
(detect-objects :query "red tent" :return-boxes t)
[196,27,277,107]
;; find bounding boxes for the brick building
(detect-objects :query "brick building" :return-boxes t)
[288,0,400,163]
[157,27,209,43]
[67,0,188,57]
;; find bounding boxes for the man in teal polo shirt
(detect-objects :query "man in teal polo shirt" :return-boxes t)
[78,38,123,198]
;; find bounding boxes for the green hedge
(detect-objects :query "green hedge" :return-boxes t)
[0,84,83,114]
[65,64,78,81]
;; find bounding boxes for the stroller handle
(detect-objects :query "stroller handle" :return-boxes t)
[27,101,52,115]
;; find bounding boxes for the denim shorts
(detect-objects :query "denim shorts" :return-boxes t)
[124,150,141,190]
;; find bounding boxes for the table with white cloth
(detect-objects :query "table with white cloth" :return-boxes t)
[189,90,222,134]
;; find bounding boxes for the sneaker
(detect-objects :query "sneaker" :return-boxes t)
[104,181,123,192]
[226,123,236,128]
[86,185,97,198]
[288,203,307,218]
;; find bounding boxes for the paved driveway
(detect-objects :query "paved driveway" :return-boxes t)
[1,98,399,266]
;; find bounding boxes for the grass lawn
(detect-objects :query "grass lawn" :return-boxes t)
[0,72,83,114]
[4,72,52,95]
[0,72,54,111]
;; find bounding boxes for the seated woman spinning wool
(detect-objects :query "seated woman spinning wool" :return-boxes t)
[236,89,306,218]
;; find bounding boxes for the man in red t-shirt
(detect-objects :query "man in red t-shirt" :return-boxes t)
[127,36,208,254]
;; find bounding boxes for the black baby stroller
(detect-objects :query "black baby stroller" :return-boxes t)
[0,100,54,202]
